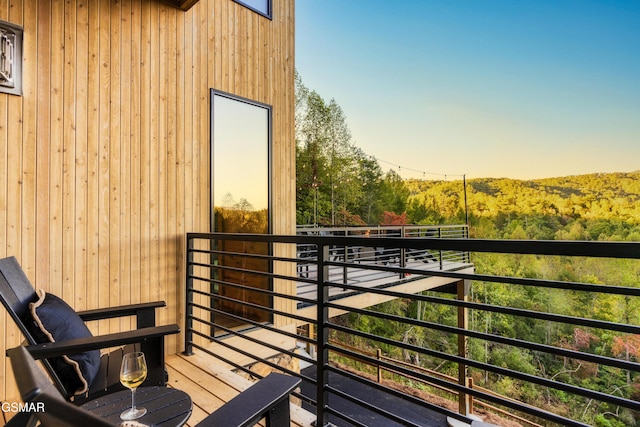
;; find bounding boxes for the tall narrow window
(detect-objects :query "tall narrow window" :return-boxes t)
[211,90,271,331]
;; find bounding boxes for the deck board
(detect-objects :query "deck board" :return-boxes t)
[165,352,315,427]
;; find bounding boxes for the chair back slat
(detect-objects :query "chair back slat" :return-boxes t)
[0,256,39,342]
[0,256,71,397]
[8,346,116,427]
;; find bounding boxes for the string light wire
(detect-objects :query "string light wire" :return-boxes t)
[373,156,465,180]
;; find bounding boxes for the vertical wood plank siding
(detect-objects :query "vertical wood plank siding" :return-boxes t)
[0,0,295,401]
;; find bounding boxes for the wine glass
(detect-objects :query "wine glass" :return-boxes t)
[119,351,148,420]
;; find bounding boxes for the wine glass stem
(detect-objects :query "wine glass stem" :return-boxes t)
[131,388,136,412]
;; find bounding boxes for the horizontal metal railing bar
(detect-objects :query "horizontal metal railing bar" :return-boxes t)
[327,325,640,413]
[187,272,318,306]
[325,365,467,423]
[189,259,323,289]
[326,283,640,335]
[326,339,462,394]
[190,313,316,368]
[187,279,316,310]
[187,339,313,407]
[297,224,466,231]
[323,407,369,427]
[199,248,272,261]
[332,304,640,372]
[194,302,317,351]
[311,320,521,422]
[327,343,475,399]
[324,256,640,296]
[326,385,425,427]
[189,301,316,349]
[188,340,257,377]
[327,346,590,427]
[473,400,544,427]
[192,335,317,412]
[189,264,320,287]
[321,260,467,278]
[190,296,315,332]
[188,232,640,259]
[189,330,311,388]
[190,248,311,269]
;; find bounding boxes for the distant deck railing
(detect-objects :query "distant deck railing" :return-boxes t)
[295,225,471,307]
[185,232,640,427]
[296,224,469,270]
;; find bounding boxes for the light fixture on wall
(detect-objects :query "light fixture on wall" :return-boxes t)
[0,20,22,96]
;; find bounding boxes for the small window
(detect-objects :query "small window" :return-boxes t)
[0,20,22,96]
[233,0,272,19]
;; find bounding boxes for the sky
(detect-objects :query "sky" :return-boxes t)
[295,0,640,180]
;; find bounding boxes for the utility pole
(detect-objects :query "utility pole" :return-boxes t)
[463,174,469,227]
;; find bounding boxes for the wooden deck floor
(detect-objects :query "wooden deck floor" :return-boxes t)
[165,351,315,427]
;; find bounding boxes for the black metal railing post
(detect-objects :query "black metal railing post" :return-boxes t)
[400,226,406,279]
[457,279,471,416]
[438,227,444,269]
[342,231,349,285]
[316,243,330,427]
[463,225,470,263]
[184,234,195,355]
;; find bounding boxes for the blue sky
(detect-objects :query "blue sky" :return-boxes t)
[295,1,640,180]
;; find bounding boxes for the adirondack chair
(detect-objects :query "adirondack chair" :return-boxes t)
[7,345,301,427]
[0,256,180,404]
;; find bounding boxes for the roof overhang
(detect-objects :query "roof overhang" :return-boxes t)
[163,0,200,11]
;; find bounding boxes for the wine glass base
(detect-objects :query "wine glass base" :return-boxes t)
[120,406,147,421]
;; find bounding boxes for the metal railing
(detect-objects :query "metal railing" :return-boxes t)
[185,231,640,427]
[296,225,469,284]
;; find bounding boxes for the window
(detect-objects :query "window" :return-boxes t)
[210,90,272,330]
[233,0,272,19]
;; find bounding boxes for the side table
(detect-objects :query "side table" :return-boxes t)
[81,386,192,427]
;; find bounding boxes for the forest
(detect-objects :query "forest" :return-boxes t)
[295,71,640,241]
[296,74,640,426]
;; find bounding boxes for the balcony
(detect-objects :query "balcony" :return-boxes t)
[183,230,640,427]
[295,225,473,318]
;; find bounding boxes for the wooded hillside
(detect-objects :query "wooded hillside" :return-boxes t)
[405,172,640,241]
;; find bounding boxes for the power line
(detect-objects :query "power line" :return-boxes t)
[373,156,465,180]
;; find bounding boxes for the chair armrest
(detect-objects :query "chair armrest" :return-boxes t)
[77,301,167,328]
[4,410,37,427]
[197,373,301,427]
[23,324,180,359]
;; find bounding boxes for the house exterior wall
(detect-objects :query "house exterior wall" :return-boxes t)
[0,0,295,402]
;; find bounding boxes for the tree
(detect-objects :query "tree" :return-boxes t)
[378,170,410,217]
[296,73,409,226]
[352,147,384,224]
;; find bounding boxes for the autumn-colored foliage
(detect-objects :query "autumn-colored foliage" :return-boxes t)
[612,334,640,360]
[381,211,408,225]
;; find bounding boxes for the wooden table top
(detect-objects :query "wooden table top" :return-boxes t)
[81,386,192,427]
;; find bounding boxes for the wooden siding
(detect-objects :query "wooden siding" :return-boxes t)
[0,0,295,402]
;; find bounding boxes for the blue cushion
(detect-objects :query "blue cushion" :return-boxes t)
[28,290,100,396]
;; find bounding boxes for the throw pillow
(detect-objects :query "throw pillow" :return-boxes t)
[28,290,100,396]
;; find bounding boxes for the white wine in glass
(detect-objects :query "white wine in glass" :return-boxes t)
[119,351,148,420]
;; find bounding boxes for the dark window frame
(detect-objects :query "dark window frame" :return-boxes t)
[233,0,272,20]
[209,89,274,333]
